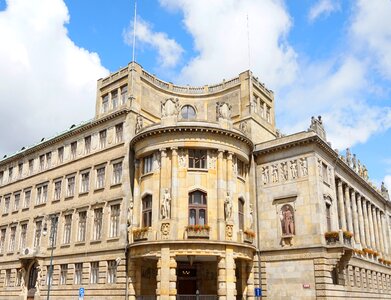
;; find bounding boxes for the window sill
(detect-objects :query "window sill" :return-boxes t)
[94,187,104,192]
[188,168,208,172]
[90,240,102,245]
[79,191,89,196]
[47,246,57,250]
[22,207,29,211]
[60,244,71,248]
[12,210,19,214]
[75,242,86,246]
[237,175,245,182]
[110,183,122,188]
[7,251,15,255]
[52,199,60,203]
[141,172,153,179]
[323,181,330,187]
[65,195,74,200]
[107,237,120,242]
[34,203,46,208]
[2,213,9,216]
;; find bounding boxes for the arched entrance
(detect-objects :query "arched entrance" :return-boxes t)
[27,261,39,299]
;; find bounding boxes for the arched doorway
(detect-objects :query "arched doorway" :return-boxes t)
[27,262,38,299]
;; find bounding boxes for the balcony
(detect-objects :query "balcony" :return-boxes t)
[185,225,210,239]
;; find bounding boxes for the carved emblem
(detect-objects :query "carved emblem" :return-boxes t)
[161,98,180,117]
[161,223,170,239]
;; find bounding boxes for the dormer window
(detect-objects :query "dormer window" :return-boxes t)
[181,105,196,120]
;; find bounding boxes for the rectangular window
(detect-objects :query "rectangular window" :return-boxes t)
[0,228,6,253]
[39,155,45,171]
[96,167,105,189]
[18,163,23,179]
[142,195,152,228]
[237,159,245,178]
[107,260,117,284]
[90,262,99,284]
[84,136,91,154]
[80,171,90,193]
[46,266,53,286]
[54,180,62,201]
[46,152,51,168]
[20,224,27,250]
[49,216,59,247]
[115,123,123,143]
[8,167,13,182]
[14,193,20,211]
[78,211,87,242]
[60,264,68,285]
[24,190,31,208]
[63,215,72,244]
[58,147,64,163]
[112,90,118,109]
[71,142,77,159]
[110,204,120,238]
[238,199,244,231]
[143,155,153,174]
[99,130,107,149]
[102,94,109,113]
[326,203,332,232]
[74,263,83,284]
[112,162,122,185]
[34,220,42,247]
[36,184,48,205]
[93,208,103,240]
[29,159,34,174]
[4,196,10,214]
[322,163,328,183]
[266,106,271,122]
[67,176,75,197]
[8,226,16,252]
[5,269,11,287]
[188,149,207,169]
[120,85,127,104]
[0,170,3,184]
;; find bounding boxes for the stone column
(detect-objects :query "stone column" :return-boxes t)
[383,213,390,255]
[376,209,385,255]
[225,248,237,299]
[368,203,376,249]
[156,246,175,300]
[226,152,234,191]
[169,256,177,300]
[171,147,178,221]
[337,180,347,230]
[344,185,353,233]
[362,199,371,249]
[351,190,360,245]
[133,160,141,228]
[217,256,227,300]
[160,149,168,220]
[217,150,225,240]
[372,206,380,251]
[356,194,366,248]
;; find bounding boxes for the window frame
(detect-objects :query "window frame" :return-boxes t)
[188,149,207,169]
[188,191,207,225]
[142,195,152,228]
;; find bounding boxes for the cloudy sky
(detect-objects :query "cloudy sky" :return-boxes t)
[0,0,390,189]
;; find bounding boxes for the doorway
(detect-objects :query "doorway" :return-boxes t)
[177,264,197,295]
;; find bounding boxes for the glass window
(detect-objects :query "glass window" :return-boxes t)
[84,136,91,154]
[143,155,153,174]
[120,86,127,104]
[60,264,68,285]
[115,123,123,143]
[93,208,103,240]
[107,260,117,283]
[237,159,245,177]
[113,162,122,185]
[102,94,109,113]
[50,216,59,247]
[71,142,77,159]
[14,193,20,211]
[67,176,75,197]
[4,196,10,213]
[18,163,23,179]
[99,130,107,149]
[326,203,332,232]
[24,190,31,208]
[36,184,48,204]
[8,226,16,252]
[110,204,120,237]
[181,105,196,119]
[57,147,64,163]
[54,180,62,201]
[74,263,83,285]
[63,215,72,244]
[238,199,244,231]
[20,224,27,250]
[0,228,6,253]
[90,262,99,284]
[39,155,45,170]
[188,149,207,169]
[96,167,105,189]
[5,269,11,287]
[0,170,3,184]
[112,90,118,109]
[46,152,51,168]
[142,195,152,228]
[80,172,90,193]
[78,211,87,242]
[8,167,13,182]
[188,191,207,225]
[34,221,42,247]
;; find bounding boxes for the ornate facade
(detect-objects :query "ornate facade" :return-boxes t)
[0,62,390,299]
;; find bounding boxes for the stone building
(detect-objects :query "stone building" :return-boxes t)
[0,61,390,299]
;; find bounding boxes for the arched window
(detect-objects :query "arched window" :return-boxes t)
[188,191,207,225]
[181,105,196,120]
[238,198,245,231]
[142,195,152,227]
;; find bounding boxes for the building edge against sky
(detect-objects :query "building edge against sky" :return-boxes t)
[0,61,390,299]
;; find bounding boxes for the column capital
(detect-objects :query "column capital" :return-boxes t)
[227,152,234,160]
[337,179,343,187]
[160,148,167,157]
[170,146,178,152]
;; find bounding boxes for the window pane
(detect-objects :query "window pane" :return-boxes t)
[189,209,196,225]
[199,209,205,225]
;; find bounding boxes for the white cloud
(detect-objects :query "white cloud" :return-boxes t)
[351,0,391,80]
[124,16,183,68]
[0,0,108,157]
[384,175,391,191]
[159,0,298,88]
[308,0,340,22]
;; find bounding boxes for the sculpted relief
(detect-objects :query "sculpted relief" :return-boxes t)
[161,98,180,118]
[280,204,295,236]
[261,157,308,185]
[216,102,232,120]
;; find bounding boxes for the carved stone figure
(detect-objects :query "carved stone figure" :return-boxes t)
[362,165,368,180]
[224,191,233,221]
[280,204,295,235]
[226,224,233,240]
[318,159,323,178]
[135,114,143,133]
[161,189,171,219]
[249,204,254,229]
[261,166,269,184]
[216,102,232,120]
[299,157,308,176]
[272,164,278,183]
[161,98,180,117]
[357,159,362,176]
[290,160,298,179]
[352,154,357,172]
[152,152,161,171]
[35,265,43,293]
[381,182,390,201]
[127,198,134,227]
[280,162,288,181]
[178,149,187,168]
[239,121,249,134]
[161,223,170,239]
[19,267,26,292]
[309,115,327,140]
[346,148,352,167]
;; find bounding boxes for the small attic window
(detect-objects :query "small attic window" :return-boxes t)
[181,105,196,120]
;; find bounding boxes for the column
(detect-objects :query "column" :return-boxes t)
[372,206,380,251]
[351,190,360,244]
[169,256,177,300]
[356,195,366,248]
[217,256,227,300]
[225,248,237,299]
[217,150,225,240]
[376,209,385,255]
[362,199,371,249]
[156,246,174,300]
[337,180,347,230]
[133,160,141,228]
[171,147,178,221]
[368,203,376,249]
[344,185,353,233]
[226,152,234,190]
[382,213,390,255]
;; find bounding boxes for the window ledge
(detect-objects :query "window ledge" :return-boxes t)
[12,210,19,214]
[75,242,86,246]
[94,187,105,192]
[110,183,122,188]
[65,195,74,200]
[90,240,102,245]
[34,203,46,208]
[60,244,71,248]
[52,199,60,203]
[188,168,208,173]
[2,213,9,216]
[79,191,89,196]
[22,207,29,211]
[141,172,154,179]
[107,237,120,242]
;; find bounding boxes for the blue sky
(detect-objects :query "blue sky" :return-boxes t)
[0,0,390,189]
